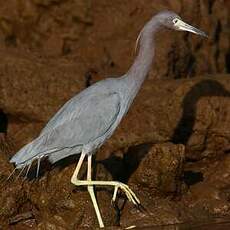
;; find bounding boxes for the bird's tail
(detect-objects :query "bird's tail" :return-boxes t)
[10,135,57,169]
[9,134,82,180]
[10,134,82,167]
[10,141,35,168]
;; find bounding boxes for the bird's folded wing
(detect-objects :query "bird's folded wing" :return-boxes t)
[34,92,121,151]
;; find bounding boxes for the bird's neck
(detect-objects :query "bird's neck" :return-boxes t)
[123,18,161,97]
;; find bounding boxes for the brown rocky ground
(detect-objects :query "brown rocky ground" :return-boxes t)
[0,0,230,229]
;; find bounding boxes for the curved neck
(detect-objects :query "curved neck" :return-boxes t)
[123,17,161,96]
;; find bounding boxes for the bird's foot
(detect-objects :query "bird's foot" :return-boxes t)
[111,182,140,206]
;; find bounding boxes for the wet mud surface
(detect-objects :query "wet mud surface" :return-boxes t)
[0,0,230,229]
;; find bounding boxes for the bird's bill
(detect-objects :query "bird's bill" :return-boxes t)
[175,19,208,37]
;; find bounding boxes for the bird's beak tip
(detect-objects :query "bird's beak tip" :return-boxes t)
[198,32,208,38]
[176,19,208,38]
[198,30,208,38]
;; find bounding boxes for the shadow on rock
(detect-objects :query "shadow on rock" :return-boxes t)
[172,79,230,146]
[0,109,11,154]
[100,143,152,183]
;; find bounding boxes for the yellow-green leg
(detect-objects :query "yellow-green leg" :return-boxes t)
[71,152,104,228]
[71,151,140,228]
[87,154,105,228]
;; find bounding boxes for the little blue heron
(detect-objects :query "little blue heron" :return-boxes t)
[10,10,207,228]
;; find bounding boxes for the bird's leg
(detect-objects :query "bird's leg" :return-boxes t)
[71,151,86,183]
[87,154,104,228]
[112,185,119,204]
[71,151,140,227]
[71,152,104,228]
[71,154,140,206]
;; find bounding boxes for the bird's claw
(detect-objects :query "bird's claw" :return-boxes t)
[111,182,140,206]
[135,203,148,213]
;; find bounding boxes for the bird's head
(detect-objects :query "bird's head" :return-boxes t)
[155,10,208,37]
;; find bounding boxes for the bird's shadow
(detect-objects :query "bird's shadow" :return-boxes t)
[0,109,8,135]
[171,79,230,186]
[96,143,152,223]
[172,79,230,146]
[0,109,11,155]
[98,143,152,184]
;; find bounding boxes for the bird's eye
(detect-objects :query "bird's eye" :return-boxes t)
[173,19,178,24]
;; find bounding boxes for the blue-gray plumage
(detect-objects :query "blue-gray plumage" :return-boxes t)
[10,11,207,228]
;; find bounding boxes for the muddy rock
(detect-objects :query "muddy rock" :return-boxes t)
[128,143,185,195]
[120,196,182,228]
[0,161,117,229]
[120,143,185,228]
[0,182,25,224]
[0,51,86,122]
[120,151,230,228]
[182,154,230,217]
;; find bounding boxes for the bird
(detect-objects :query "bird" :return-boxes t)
[9,10,207,228]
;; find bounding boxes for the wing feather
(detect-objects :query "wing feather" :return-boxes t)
[34,92,121,152]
